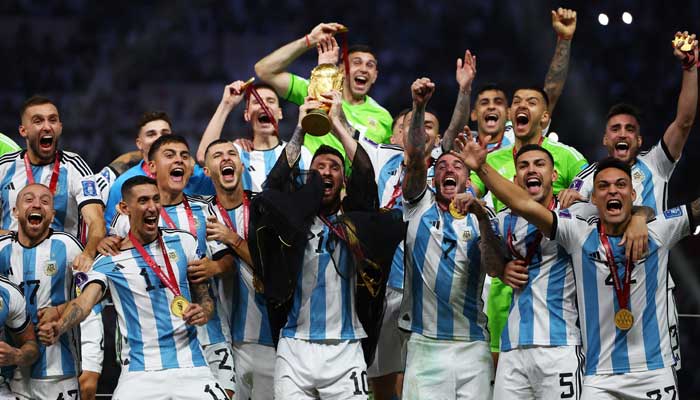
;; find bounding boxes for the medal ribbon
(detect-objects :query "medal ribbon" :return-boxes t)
[24,151,61,194]
[512,136,545,159]
[383,164,405,209]
[160,196,197,236]
[599,223,632,310]
[506,197,555,265]
[246,84,279,135]
[129,232,181,297]
[216,193,249,241]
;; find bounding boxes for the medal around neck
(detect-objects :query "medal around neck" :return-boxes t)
[614,308,634,331]
[170,295,190,318]
[673,36,694,52]
[449,203,466,219]
[302,63,345,136]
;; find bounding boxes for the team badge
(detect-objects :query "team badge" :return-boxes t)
[45,260,58,276]
[664,207,683,219]
[460,228,473,242]
[632,169,645,183]
[367,117,377,128]
[168,250,179,263]
[82,180,97,197]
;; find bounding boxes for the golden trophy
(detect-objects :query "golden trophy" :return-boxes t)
[302,63,344,136]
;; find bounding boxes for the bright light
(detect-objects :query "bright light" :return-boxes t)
[622,12,633,24]
[598,13,609,26]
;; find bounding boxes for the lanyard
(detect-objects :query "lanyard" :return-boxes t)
[216,193,249,241]
[487,136,504,153]
[141,162,155,179]
[160,196,197,236]
[24,151,61,194]
[129,232,181,297]
[599,223,632,310]
[246,85,279,135]
[383,164,405,209]
[505,197,555,265]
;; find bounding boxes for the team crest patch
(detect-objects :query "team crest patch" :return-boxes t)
[569,179,583,192]
[45,260,58,276]
[663,207,683,219]
[632,169,645,183]
[82,180,97,197]
[168,251,179,262]
[367,117,377,128]
[460,228,473,242]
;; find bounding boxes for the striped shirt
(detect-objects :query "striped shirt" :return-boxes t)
[111,195,230,346]
[0,150,103,238]
[0,231,83,378]
[400,189,493,341]
[281,216,366,341]
[552,205,693,375]
[83,229,208,372]
[236,142,312,193]
[0,276,30,385]
[494,200,580,351]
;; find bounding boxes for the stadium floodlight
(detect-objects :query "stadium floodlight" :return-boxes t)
[598,13,609,26]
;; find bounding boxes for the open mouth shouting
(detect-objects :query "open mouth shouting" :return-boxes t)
[441,175,459,197]
[322,177,335,196]
[525,175,542,195]
[143,214,159,230]
[353,75,369,91]
[169,167,185,184]
[39,135,54,151]
[514,109,530,132]
[220,163,236,183]
[484,113,499,130]
[605,199,623,216]
[27,212,43,226]
[613,141,631,159]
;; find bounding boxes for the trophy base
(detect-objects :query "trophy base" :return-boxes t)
[302,110,331,136]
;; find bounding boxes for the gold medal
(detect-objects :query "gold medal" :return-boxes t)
[673,36,694,52]
[614,308,634,331]
[449,203,466,219]
[253,275,265,294]
[170,295,190,318]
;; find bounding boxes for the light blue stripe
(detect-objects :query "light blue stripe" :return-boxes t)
[411,206,437,334]
[582,231,602,376]
[21,248,46,378]
[240,151,253,191]
[0,163,16,229]
[50,167,68,232]
[49,240,74,376]
[282,247,306,338]
[517,220,540,346]
[338,242,355,339]
[309,226,330,339]
[635,160,657,211]
[643,240,663,368]
[435,213,457,337]
[108,253,145,371]
[608,236,630,373]
[547,246,570,344]
[464,216,484,340]
[232,259,249,343]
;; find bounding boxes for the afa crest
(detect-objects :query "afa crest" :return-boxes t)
[45,261,58,276]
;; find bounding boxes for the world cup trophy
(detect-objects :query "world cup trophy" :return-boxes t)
[301,63,345,136]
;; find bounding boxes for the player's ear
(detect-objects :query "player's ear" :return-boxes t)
[631,188,637,203]
[11,207,17,219]
[117,201,128,216]
[552,168,559,183]
[540,110,550,129]
[202,165,211,177]
[148,160,156,175]
[470,109,477,122]
[18,125,27,139]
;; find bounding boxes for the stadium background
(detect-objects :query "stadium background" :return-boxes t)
[1,0,700,397]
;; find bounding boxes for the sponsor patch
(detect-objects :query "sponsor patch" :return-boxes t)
[82,180,97,197]
[664,207,683,219]
[74,272,88,296]
[558,209,572,219]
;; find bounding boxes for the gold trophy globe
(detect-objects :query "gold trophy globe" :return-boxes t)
[302,63,344,136]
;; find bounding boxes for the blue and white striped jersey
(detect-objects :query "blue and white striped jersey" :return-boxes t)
[94,166,117,204]
[553,205,693,375]
[0,276,30,385]
[207,198,273,346]
[0,231,83,378]
[569,140,676,213]
[111,194,230,346]
[0,150,103,237]
[400,189,492,341]
[281,216,366,341]
[83,229,208,372]
[494,201,580,351]
[236,142,312,193]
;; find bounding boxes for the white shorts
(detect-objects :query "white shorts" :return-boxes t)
[667,287,681,370]
[203,342,236,393]
[0,383,20,400]
[494,345,583,400]
[402,333,493,400]
[582,366,678,400]
[112,366,229,400]
[232,342,275,400]
[10,374,79,400]
[275,338,369,400]
[80,307,104,373]
[367,286,406,378]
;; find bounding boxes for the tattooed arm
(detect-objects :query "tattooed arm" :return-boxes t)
[544,8,577,115]
[442,50,477,153]
[184,281,215,326]
[402,78,435,201]
[286,98,323,167]
[3,322,40,367]
[108,151,142,175]
[37,283,102,345]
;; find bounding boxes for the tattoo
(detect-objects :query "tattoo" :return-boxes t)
[109,151,142,175]
[286,126,304,167]
[338,106,358,140]
[631,205,656,222]
[59,302,87,335]
[17,340,39,366]
[476,211,507,278]
[191,282,214,319]
[402,104,428,201]
[442,89,471,153]
[543,38,571,114]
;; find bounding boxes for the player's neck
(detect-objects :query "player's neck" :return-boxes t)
[128,228,158,246]
[25,149,54,165]
[514,132,543,150]
[252,132,279,150]
[320,201,341,216]
[159,188,184,206]
[602,217,631,237]
[479,130,503,145]
[343,89,365,106]
[217,186,243,209]
[538,192,555,209]
[17,228,50,248]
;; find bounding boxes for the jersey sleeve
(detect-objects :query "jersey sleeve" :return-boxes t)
[6,284,29,332]
[202,204,231,259]
[109,214,130,237]
[82,260,110,300]
[73,174,105,210]
[653,204,694,248]
[567,201,598,219]
[469,170,487,198]
[402,187,434,222]
[568,163,596,201]
[559,146,589,187]
[185,164,216,196]
[284,74,310,106]
[643,140,677,180]
[551,211,588,252]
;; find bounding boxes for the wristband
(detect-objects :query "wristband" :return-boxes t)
[232,235,243,249]
[305,35,312,49]
[682,53,698,71]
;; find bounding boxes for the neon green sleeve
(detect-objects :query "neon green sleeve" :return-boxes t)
[470,170,486,198]
[0,133,20,156]
[284,74,310,106]
[487,278,512,352]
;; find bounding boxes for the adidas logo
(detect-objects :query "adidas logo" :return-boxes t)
[3,182,14,190]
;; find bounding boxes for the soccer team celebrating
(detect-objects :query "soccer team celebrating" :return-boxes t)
[0,7,696,400]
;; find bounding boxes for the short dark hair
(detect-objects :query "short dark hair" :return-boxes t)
[121,175,157,200]
[514,144,554,166]
[392,108,411,131]
[347,44,377,66]
[475,83,508,102]
[138,111,172,136]
[312,145,345,170]
[593,157,632,181]
[204,138,235,159]
[147,134,190,162]
[20,95,56,120]
[606,103,641,125]
[513,86,549,108]
[245,83,279,105]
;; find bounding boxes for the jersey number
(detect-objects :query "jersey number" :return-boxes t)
[56,390,78,400]
[350,370,369,395]
[559,372,574,398]
[442,238,457,259]
[203,383,228,400]
[646,386,677,400]
[604,272,637,286]
[140,268,166,292]
[214,348,233,371]
[19,280,40,305]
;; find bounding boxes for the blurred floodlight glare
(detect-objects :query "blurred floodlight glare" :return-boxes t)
[622,12,633,24]
[598,13,609,26]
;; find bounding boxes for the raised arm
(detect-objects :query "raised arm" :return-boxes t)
[442,50,477,153]
[285,98,323,166]
[108,151,142,175]
[452,130,554,236]
[323,90,358,161]
[254,23,344,96]
[196,81,246,164]
[402,78,435,201]
[663,32,698,160]
[543,8,577,115]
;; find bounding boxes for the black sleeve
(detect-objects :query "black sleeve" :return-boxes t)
[342,143,378,213]
[548,210,559,240]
